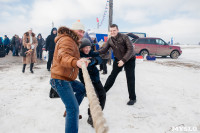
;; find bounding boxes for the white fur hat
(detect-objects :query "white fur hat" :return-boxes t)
[71,20,85,31]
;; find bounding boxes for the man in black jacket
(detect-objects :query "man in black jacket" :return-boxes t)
[98,24,136,105]
[46,28,57,71]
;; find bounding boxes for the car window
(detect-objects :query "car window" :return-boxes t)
[149,39,156,44]
[156,39,165,45]
[135,38,147,44]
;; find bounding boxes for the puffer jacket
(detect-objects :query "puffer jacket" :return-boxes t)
[98,33,135,63]
[51,26,80,81]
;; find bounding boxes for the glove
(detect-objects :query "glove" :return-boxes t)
[88,58,97,66]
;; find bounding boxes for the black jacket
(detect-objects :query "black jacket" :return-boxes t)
[37,38,45,48]
[98,33,135,63]
[46,28,57,52]
[79,51,102,84]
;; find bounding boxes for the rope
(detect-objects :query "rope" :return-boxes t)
[81,62,109,133]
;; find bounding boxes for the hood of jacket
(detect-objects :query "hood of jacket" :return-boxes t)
[51,27,57,36]
[55,26,80,46]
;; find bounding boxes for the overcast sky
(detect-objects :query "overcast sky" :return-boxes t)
[0,0,200,44]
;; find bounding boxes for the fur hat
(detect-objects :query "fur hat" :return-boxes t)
[80,38,92,49]
[72,20,85,31]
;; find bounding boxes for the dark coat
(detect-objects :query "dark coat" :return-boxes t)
[37,38,45,49]
[79,50,102,84]
[46,28,57,52]
[98,33,135,63]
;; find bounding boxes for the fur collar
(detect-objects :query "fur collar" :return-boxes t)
[24,32,35,37]
[57,26,79,45]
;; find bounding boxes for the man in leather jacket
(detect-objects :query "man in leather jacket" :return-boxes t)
[98,24,136,105]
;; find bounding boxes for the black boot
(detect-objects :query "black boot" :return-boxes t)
[30,63,34,73]
[22,64,26,73]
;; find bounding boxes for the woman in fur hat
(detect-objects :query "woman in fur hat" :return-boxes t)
[22,28,38,73]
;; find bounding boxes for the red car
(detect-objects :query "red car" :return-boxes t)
[127,33,182,59]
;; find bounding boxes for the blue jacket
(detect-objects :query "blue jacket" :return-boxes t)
[3,37,10,45]
[79,51,102,84]
[0,37,3,45]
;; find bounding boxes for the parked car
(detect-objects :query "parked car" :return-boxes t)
[127,33,182,59]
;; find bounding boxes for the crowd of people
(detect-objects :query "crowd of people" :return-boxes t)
[1,21,137,133]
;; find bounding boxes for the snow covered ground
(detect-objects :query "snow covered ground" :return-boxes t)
[0,45,200,133]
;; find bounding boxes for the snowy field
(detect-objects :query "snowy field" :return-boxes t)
[0,45,200,133]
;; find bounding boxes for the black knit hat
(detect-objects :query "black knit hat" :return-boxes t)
[80,38,92,49]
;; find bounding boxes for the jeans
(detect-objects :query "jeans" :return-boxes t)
[50,79,86,133]
[12,45,16,56]
[104,57,136,100]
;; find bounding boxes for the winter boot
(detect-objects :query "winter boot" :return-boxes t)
[30,63,34,73]
[127,99,136,105]
[63,111,82,119]
[22,64,26,73]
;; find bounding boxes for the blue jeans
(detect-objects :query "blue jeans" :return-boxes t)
[50,79,86,133]
[12,45,16,56]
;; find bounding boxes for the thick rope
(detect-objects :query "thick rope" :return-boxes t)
[81,62,109,133]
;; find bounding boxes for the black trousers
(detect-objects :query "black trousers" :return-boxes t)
[104,57,136,100]
[47,51,54,70]
[37,47,43,59]
[88,81,106,117]
[100,59,108,73]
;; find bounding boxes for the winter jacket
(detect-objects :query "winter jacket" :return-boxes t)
[37,38,45,49]
[46,28,57,52]
[0,37,3,45]
[11,36,21,49]
[98,33,135,63]
[79,50,102,84]
[11,36,16,46]
[3,37,10,46]
[51,26,80,81]
[22,32,38,64]
[100,43,110,59]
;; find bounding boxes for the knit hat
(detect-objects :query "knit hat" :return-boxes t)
[80,38,92,49]
[72,20,85,31]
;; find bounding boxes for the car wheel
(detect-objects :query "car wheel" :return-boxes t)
[170,50,180,59]
[140,50,148,57]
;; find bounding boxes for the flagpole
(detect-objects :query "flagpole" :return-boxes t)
[108,0,113,32]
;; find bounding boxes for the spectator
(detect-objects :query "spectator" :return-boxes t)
[46,28,57,71]
[99,43,110,74]
[37,33,45,60]
[22,28,38,73]
[3,35,10,55]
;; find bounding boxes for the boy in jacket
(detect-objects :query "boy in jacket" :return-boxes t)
[79,38,106,127]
